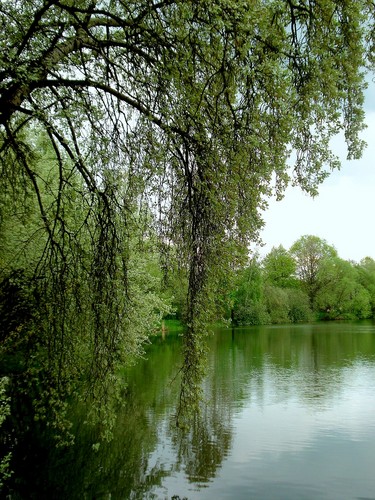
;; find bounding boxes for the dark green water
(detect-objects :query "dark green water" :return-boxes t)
[8,321,375,499]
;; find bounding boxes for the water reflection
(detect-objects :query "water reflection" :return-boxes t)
[6,321,375,499]
[150,322,375,499]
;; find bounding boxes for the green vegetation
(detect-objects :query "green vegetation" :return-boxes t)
[228,236,375,327]
[0,0,375,484]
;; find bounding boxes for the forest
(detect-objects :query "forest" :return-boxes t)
[1,0,375,492]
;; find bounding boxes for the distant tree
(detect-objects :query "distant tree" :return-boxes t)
[263,284,290,324]
[232,257,269,326]
[357,257,375,316]
[316,257,371,319]
[286,288,312,323]
[290,235,338,308]
[263,245,298,289]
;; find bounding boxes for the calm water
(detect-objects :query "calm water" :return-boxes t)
[8,321,375,499]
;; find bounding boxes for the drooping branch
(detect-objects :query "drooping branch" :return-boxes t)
[31,78,169,131]
[0,33,87,125]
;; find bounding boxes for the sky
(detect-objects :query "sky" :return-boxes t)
[258,78,375,263]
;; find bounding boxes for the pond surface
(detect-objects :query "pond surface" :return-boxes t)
[9,321,375,499]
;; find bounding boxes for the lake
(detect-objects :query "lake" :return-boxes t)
[7,321,375,499]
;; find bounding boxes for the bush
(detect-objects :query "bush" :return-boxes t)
[233,300,270,326]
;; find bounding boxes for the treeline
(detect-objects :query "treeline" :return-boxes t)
[227,236,375,325]
[168,235,375,326]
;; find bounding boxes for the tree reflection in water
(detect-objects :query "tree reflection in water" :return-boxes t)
[170,401,233,486]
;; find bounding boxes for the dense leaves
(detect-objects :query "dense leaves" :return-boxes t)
[230,237,374,326]
[290,235,338,307]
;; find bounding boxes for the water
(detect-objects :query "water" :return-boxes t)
[7,321,375,499]
[144,322,375,500]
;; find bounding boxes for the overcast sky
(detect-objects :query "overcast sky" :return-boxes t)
[258,79,375,263]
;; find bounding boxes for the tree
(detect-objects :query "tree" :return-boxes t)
[290,235,338,308]
[263,245,298,289]
[263,284,290,324]
[286,288,312,323]
[316,257,371,319]
[0,0,373,430]
[357,257,375,315]
[232,256,270,326]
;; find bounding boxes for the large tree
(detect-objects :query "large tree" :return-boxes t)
[0,0,374,428]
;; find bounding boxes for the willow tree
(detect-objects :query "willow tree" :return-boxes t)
[0,0,374,428]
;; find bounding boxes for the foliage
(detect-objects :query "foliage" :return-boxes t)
[356,257,375,315]
[263,245,298,289]
[263,284,312,324]
[0,132,173,446]
[232,257,270,326]
[230,236,373,326]
[264,284,291,324]
[290,235,338,307]
[0,0,374,439]
[0,377,12,489]
[316,257,372,319]
[286,288,312,323]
